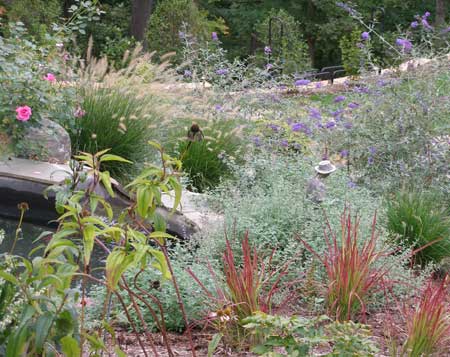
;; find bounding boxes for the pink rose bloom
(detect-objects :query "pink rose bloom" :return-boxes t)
[15,106,32,121]
[44,73,56,82]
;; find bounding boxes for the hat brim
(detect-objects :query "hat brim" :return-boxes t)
[315,165,336,174]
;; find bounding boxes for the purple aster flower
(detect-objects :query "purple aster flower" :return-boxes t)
[340,149,349,157]
[361,32,370,40]
[368,156,374,165]
[423,11,431,18]
[411,21,419,28]
[291,122,304,132]
[325,121,336,129]
[266,63,273,70]
[309,108,322,120]
[211,32,219,41]
[347,181,357,189]
[179,31,186,39]
[334,95,346,103]
[268,123,280,132]
[286,117,293,125]
[396,38,412,52]
[316,122,324,129]
[216,68,229,75]
[264,46,272,55]
[184,69,192,78]
[252,136,262,146]
[348,102,359,109]
[280,139,289,147]
[369,146,377,155]
[331,109,344,117]
[344,122,353,129]
[215,104,223,111]
[354,86,369,94]
[421,18,433,30]
[315,82,323,89]
[295,79,311,86]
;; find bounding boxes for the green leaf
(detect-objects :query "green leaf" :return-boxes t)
[168,176,182,213]
[99,154,132,164]
[60,336,81,357]
[149,248,171,280]
[83,225,96,265]
[35,312,54,352]
[115,346,127,357]
[105,250,134,290]
[6,323,29,357]
[100,171,115,198]
[148,140,162,151]
[0,270,19,285]
[137,186,152,218]
[208,333,223,357]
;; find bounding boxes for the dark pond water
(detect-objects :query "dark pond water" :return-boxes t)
[0,217,107,280]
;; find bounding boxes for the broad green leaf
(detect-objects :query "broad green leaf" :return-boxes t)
[99,154,132,164]
[168,177,182,213]
[6,323,29,357]
[0,270,19,285]
[105,250,134,290]
[149,249,171,280]
[148,140,162,151]
[208,333,223,357]
[137,186,152,218]
[83,225,96,265]
[100,171,115,198]
[35,312,54,352]
[60,336,81,357]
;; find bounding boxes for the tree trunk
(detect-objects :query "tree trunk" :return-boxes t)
[435,0,447,28]
[131,0,155,47]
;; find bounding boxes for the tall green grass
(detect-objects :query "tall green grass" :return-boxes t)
[386,191,450,264]
[72,88,158,180]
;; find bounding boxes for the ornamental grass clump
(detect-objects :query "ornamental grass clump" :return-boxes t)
[187,232,292,351]
[299,210,389,321]
[386,190,450,265]
[401,277,450,356]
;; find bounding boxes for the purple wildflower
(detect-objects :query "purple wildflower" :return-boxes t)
[336,2,357,16]
[216,68,229,75]
[361,32,370,40]
[440,27,450,34]
[268,123,280,132]
[368,156,374,165]
[315,82,323,89]
[179,31,186,39]
[421,18,433,30]
[74,106,86,118]
[309,108,322,120]
[325,121,336,129]
[291,123,304,132]
[396,38,412,52]
[369,146,377,155]
[347,181,357,189]
[295,79,311,86]
[411,21,419,28]
[266,63,273,70]
[424,11,431,18]
[340,149,349,157]
[331,109,344,117]
[280,139,289,148]
[264,46,272,55]
[354,86,369,94]
[215,104,223,111]
[348,102,359,109]
[211,32,219,41]
[184,69,192,78]
[252,136,262,147]
[344,122,353,129]
[334,95,346,103]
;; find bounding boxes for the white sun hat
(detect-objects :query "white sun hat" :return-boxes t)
[314,160,336,174]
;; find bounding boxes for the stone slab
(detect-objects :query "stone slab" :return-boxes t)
[0,158,71,185]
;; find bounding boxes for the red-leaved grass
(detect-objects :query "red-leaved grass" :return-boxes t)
[298,209,390,321]
[401,277,450,356]
[187,232,294,347]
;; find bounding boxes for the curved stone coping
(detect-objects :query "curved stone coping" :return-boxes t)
[0,158,71,185]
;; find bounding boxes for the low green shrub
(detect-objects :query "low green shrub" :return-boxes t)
[169,119,246,192]
[71,88,157,180]
[386,190,450,264]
